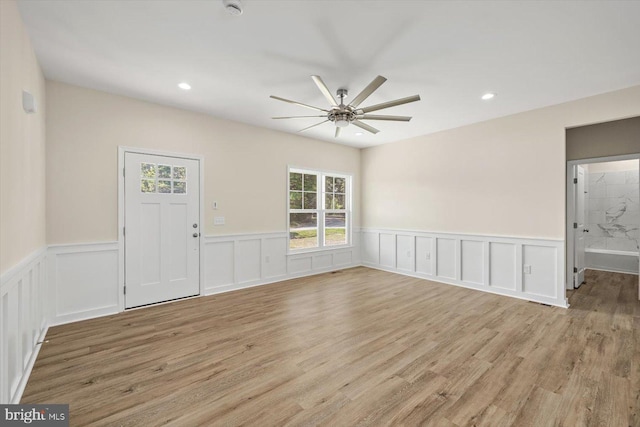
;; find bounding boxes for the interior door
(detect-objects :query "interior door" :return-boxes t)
[124,152,200,308]
[574,165,586,288]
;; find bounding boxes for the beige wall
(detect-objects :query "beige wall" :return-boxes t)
[46,81,360,244]
[567,116,640,161]
[361,85,640,240]
[0,0,46,275]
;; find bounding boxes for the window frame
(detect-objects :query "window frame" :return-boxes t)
[287,166,352,254]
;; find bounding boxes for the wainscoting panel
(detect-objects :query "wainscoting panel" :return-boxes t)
[361,231,379,265]
[236,239,261,284]
[396,234,415,273]
[48,243,120,326]
[523,245,558,299]
[461,240,484,285]
[263,237,287,279]
[436,238,457,280]
[0,247,48,404]
[204,231,361,295]
[204,240,234,288]
[379,233,396,269]
[489,242,517,291]
[415,236,433,276]
[361,229,567,307]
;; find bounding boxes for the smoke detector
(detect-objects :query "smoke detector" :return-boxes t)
[222,0,243,16]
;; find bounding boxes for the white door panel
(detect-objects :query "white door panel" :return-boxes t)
[125,152,200,308]
[574,165,586,288]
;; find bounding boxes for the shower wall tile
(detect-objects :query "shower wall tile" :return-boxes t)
[586,168,639,252]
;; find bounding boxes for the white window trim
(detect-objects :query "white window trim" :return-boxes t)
[287,166,353,254]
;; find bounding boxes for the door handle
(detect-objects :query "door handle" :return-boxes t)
[583,229,589,233]
[193,233,199,238]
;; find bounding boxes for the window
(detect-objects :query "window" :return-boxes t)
[140,163,187,194]
[288,168,351,251]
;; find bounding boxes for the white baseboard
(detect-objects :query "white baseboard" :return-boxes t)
[360,228,568,308]
[0,246,48,404]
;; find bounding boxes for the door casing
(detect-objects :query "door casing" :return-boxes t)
[118,146,205,312]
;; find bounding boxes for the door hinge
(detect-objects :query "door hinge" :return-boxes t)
[573,178,577,184]
[124,286,126,295]
[573,222,577,229]
[123,227,125,236]
[123,168,125,177]
[573,267,578,273]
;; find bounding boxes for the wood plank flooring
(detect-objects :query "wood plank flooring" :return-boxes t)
[22,267,640,426]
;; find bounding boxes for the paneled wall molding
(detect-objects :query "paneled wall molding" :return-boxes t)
[0,246,48,404]
[48,242,120,326]
[204,231,361,295]
[361,228,567,308]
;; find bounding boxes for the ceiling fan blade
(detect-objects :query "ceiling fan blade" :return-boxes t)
[358,95,421,114]
[298,120,329,133]
[311,75,338,107]
[348,75,387,108]
[357,114,412,122]
[272,115,327,119]
[335,127,341,138]
[270,95,329,112]
[352,120,380,134]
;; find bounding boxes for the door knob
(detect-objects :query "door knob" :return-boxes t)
[193,223,198,228]
[583,229,589,233]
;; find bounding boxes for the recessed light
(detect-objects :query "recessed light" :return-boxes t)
[178,82,191,91]
[355,132,363,136]
[481,93,495,100]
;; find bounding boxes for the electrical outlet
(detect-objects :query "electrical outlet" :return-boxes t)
[214,216,225,226]
[523,265,532,274]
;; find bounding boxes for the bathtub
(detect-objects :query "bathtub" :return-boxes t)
[585,248,639,275]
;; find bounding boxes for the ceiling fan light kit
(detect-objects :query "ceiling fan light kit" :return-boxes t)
[270,75,420,138]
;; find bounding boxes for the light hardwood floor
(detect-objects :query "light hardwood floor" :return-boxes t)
[22,267,640,426]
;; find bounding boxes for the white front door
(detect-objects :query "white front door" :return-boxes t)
[574,165,586,288]
[124,152,200,308]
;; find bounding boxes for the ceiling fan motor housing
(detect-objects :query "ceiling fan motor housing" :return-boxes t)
[329,110,355,127]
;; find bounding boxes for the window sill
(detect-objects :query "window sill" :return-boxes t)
[287,244,354,256]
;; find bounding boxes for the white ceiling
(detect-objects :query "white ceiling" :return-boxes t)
[17,0,640,148]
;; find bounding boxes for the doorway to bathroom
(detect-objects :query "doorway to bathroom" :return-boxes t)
[566,155,639,290]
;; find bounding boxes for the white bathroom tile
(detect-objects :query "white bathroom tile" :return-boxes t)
[589,185,607,198]
[607,184,637,198]
[589,173,605,184]
[587,223,605,237]
[604,172,626,185]
[588,210,605,224]
[586,237,606,249]
[620,210,640,224]
[625,170,639,185]
[607,238,639,252]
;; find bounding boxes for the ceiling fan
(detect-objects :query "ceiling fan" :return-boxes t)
[270,75,420,138]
